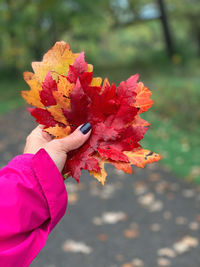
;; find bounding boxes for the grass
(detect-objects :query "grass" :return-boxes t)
[0,79,26,114]
[141,112,200,183]
[0,61,199,183]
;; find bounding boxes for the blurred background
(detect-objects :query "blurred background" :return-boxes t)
[0,0,199,182]
[0,1,200,266]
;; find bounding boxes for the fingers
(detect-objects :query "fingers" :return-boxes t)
[38,124,45,129]
[30,124,52,141]
[41,130,52,141]
[54,122,92,153]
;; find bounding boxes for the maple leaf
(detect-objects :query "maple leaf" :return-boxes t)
[32,41,79,82]
[47,104,68,125]
[52,75,74,109]
[89,158,107,186]
[134,82,154,113]
[110,161,133,174]
[67,52,88,83]
[40,72,57,106]
[44,124,71,139]
[124,148,162,168]
[21,41,162,186]
[117,74,138,104]
[21,72,44,108]
[28,107,57,127]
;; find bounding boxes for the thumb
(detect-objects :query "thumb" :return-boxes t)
[54,122,92,153]
[43,122,92,172]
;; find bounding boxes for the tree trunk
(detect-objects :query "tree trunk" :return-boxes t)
[157,0,175,58]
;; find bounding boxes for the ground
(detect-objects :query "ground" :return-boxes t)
[0,107,200,267]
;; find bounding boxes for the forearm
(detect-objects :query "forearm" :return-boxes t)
[0,148,67,267]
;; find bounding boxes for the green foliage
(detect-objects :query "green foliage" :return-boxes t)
[0,0,107,70]
[0,0,200,71]
[0,79,25,114]
[142,112,200,183]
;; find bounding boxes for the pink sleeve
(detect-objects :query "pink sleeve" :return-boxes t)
[0,148,68,267]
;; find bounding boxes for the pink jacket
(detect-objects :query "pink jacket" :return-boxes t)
[0,148,68,267]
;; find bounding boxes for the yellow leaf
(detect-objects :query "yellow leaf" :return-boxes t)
[47,104,69,125]
[44,124,71,139]
[57,75,74,97]
[87,64,93,72]
[32,41,79,82]
[21,72,44,108]
[52,91,69,110]
[91,77,102,87]
[89,160,107,186]
[54,75,74,109]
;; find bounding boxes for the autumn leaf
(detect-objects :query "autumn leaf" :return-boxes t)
[21,41,161,185]
[40,72,57,106]
[21,72,44,108]
[32,41,78,82]
[89,158,107,186]
[111,161,133,174]
[47,104,68,125]
[134,82,154,113]
[28,107,57,127]
[52,75,74,110]
[44,124,71,139]
[124,148,162,168]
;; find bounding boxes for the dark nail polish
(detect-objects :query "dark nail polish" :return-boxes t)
[80,122,92,134]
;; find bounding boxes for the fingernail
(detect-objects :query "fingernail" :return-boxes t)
[80,122,92,134]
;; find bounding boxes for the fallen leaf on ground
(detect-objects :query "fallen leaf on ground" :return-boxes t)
[189,222,199,230]
[62,240,92,254]
[150,223,161,232]
[123,229,139,239]
[92,211,127,225]
[175,216,187,225]
[97,233,108,242]
[138,193,155,206]
[149,200,163,212]
[133,181,147,195]
[157,258,171,266]
[158,248,176,258]
[67,193,79,204]
[173,236,199,254]
[132,258,144,267]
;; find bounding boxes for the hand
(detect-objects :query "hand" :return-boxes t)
[24,123,92,172]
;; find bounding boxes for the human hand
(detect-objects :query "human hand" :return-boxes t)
[24,123,92,172]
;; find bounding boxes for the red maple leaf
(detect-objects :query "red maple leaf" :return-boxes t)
[21,41,162,185]
[39,72,57,106]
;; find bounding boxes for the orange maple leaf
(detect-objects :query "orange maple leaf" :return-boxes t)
[124,148,162,168]
[134,82,154,113]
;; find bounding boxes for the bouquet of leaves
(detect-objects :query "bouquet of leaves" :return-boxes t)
[21,41,161,185]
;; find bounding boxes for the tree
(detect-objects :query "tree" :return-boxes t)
[167,0,200,56]
[108,0,175,58]
[0,0,107,71]
[157,0,175,58]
